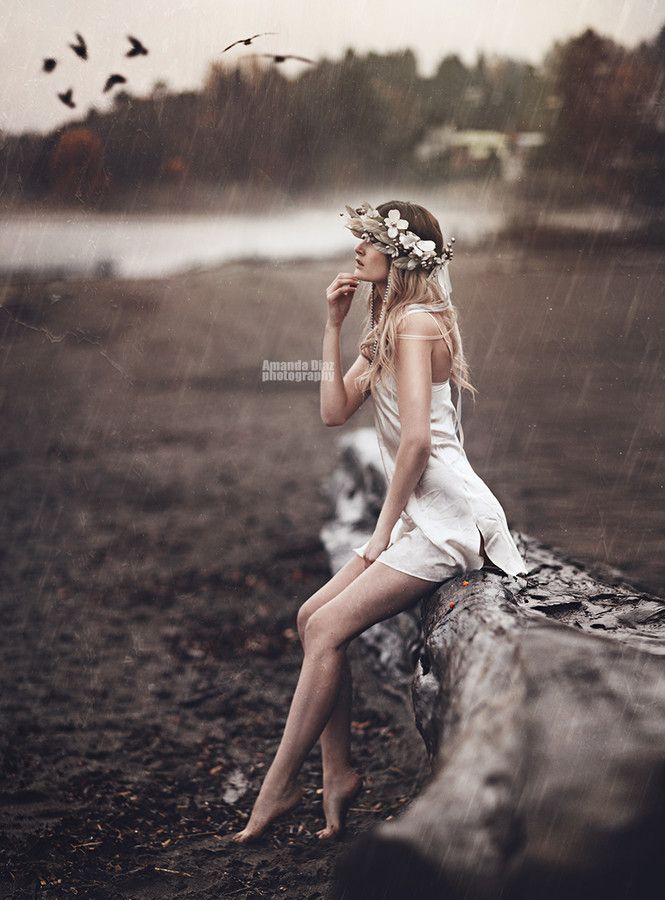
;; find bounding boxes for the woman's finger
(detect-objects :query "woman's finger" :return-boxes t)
[330,284,357,299]
[330,276,360,290]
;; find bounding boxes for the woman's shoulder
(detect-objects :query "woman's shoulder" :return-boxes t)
[396,306,442,337]
[400,302,446,319]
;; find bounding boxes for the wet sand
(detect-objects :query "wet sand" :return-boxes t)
[0,243,662,896]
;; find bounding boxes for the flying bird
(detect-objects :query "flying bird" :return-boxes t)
[249,53,314,65]
[69,32,88,60]
[125,35,148,57]
[103,73,127,93]
[42,58,57,73]
[222,32,277,52]
[57,88,76,108]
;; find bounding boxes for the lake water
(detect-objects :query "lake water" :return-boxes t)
[0,181,645,279]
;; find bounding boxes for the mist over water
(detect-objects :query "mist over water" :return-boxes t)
[0,180,647,278]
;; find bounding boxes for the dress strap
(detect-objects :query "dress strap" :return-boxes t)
[399,308,444,339]
[399,307,455,366]
[397,333,444,340]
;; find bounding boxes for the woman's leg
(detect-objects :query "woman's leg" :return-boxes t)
[296,555,366,770]
[231,561,439,843]
[296,555,368,838]
[313,653,362,839]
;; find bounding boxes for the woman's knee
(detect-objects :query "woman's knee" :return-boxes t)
[297,558,366,644]
[303,607,348,654]
[296,593,323,643]
[297,583,341,642]
[296,601,311,642]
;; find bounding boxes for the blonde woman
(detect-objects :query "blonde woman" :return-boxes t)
[232,200,527,844]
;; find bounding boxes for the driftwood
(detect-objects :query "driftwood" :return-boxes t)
[320,429,665,900]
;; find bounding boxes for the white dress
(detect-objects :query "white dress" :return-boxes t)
[352,303,528,583]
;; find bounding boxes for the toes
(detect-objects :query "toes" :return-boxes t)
[231,826,260,843]
[317,823,342,840]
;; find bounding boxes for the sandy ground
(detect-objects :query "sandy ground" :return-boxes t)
[0,244,663,897]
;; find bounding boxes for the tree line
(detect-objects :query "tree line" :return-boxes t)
[1,23,663,208]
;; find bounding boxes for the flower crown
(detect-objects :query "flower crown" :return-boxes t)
[340,201,455,271]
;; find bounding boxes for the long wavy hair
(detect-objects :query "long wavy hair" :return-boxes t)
[354,200,477,407]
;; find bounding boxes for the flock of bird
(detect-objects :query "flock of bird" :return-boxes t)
[43,30,314,111]
[42,32,149,109]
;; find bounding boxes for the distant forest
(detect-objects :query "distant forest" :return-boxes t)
[1,23,664,208]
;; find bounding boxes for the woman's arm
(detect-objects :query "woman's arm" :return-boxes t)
[320,341,370,426]
[367,313,435,553]
[320,271,367,426]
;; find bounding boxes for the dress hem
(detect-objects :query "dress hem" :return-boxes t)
[352,546,479,583]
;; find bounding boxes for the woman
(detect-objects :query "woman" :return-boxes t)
[232,200,527,844]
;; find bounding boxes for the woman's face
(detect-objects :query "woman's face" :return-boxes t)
[354,238,390,284]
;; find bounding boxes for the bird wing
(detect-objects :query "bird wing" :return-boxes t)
[223,40,240,52]
[104,74,124,89]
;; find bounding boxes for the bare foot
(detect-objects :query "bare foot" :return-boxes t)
[231,782,304,843]
[316,770,364,840]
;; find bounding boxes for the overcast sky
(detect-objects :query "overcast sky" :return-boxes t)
[2,0,663,135]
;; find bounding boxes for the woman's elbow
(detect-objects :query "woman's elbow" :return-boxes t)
[321,410,346,427]
[402,435,431,458]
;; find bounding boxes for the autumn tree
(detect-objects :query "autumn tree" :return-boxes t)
[49,127,109,204]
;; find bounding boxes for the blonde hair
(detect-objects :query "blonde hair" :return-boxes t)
[354,200,477,406]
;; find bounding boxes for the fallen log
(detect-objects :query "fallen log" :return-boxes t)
[320,429,665,900]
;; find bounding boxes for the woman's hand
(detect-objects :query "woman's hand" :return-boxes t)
[326,272,360,328]
[361,527,391,567]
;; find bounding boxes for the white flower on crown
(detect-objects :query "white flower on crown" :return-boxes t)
[384,209,409,238]
[412,239,437,259]
[398,231,419,249]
